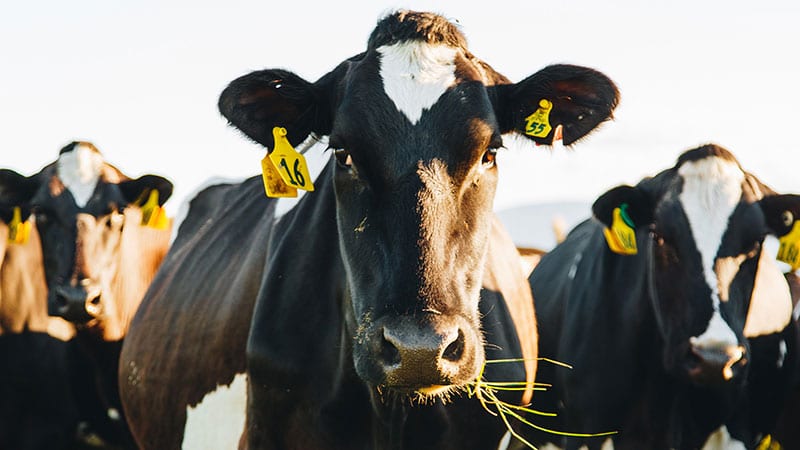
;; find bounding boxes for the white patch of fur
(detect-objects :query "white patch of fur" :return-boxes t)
[691,310,739,349]
[378,41,457,124]
[182,373,247,450]
[778,339,787,368]
[57,144,104,207]
[701,425,746,450]
[496,431,511,450]
[744,244,792,337]
[679,157,744,346]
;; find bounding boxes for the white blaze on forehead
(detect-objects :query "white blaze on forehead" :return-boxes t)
[701,425,746,450]
[679,157,744,347]
[57,144,104,207]
[378,41,458,124]
[183,372,247,450]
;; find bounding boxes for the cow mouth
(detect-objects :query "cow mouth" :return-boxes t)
[376,383,465,405]
[685,345,747,384]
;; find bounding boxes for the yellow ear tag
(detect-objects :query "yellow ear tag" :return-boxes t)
[524,99,553,138]
[8,206,32,245]
[267,127,315,193]
[140,190,170,230]
[777,221,800,271]
[261,153,297,198]
[603,205,638,255]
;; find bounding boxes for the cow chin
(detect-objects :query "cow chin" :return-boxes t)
[353,313,484,403]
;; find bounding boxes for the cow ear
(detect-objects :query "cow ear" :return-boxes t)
[759,194,800,237]
[0,169,40,215]
[218,69,324,149]
[494,64,619,146]
[119,175,173,206]
[592,185,654,229]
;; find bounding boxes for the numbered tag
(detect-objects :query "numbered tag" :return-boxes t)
[261,154,298,198]
[524,99,553,138]
[140,190,170,230]
[8,206,32,245]
[268,127,314,192]
[777,221,800,271]
[603,205,638,255]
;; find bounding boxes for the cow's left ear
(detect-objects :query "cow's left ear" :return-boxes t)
[0,169,41,219]
[119,175,174,206]
[592,185,655,230]
[493,64,619,146]
[759,194,800,237]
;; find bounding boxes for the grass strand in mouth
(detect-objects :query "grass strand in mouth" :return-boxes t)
[466,357,618,449]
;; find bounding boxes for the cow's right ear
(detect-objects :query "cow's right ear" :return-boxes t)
[0,169,40,222]
[494,64,619,146]
[592,185,655,229]
[218,69,327,150]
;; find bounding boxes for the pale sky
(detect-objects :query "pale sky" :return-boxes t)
[2,1,799,230]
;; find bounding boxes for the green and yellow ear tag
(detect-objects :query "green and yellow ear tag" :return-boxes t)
[8,206,32,245]
[524,99,553,138]
[260,127,315,198]
[140,190,170,230]
[602,204,638,255]
[777,220,800,271]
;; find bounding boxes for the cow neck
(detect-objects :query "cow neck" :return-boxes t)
[645,236,670,342]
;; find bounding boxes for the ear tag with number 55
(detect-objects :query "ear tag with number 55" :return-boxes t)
[777,221,800,271]
[524,99,553,138]
[268,127,314,194]
[603,204,638,255]
[8,206,32,245]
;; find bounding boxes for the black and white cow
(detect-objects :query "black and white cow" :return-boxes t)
[525,144,800,449]
[0,141,174,449]
[119,10,619,450]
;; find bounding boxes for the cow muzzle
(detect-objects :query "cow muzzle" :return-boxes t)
[356,315,483,396]
[687,343,746,384]
[51,284,102,323]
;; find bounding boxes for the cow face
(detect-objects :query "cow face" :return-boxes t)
[219,10,618,398]
[0,142,173,341]
[593,144,800,385]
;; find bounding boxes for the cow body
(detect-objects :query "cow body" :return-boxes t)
[120,10,619,450]
[525,144,800,449]
[0,141,174,449]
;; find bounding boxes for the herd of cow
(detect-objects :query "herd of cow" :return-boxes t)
[2,9,800,450]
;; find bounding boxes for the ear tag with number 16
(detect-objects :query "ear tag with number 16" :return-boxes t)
[268,127,314,193]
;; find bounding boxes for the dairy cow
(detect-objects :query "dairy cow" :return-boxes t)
[119,10,619,450]
[525,144,800,449]
[0,141,174,448]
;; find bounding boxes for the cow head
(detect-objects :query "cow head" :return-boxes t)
[0,142,173,341]
[219,10,618,399]
[593,144,800,385]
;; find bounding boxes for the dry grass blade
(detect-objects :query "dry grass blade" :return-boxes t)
[466,357,617,449]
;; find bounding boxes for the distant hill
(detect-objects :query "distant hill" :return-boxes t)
[496,201,592,251]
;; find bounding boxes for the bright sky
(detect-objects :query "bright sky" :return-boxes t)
[2,1,798,220]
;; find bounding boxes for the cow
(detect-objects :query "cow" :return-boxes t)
[524,144,800,449]
[0,200,81,450]
[118,9,619,450]
[0,141,174,449]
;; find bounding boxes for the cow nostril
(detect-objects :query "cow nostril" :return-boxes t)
[55,293,68,310]
[89,295,101,306]
[442,329,465,362]
[379,331,401,366]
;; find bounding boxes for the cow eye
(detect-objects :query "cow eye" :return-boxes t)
[482,148,498,167]
[334,149,353,168]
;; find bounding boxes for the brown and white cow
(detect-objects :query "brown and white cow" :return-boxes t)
[0,141,174,448]
[120,10,619,450]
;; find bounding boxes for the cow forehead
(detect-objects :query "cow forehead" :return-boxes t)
[378,41,458,125]
[56,143,104,208]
